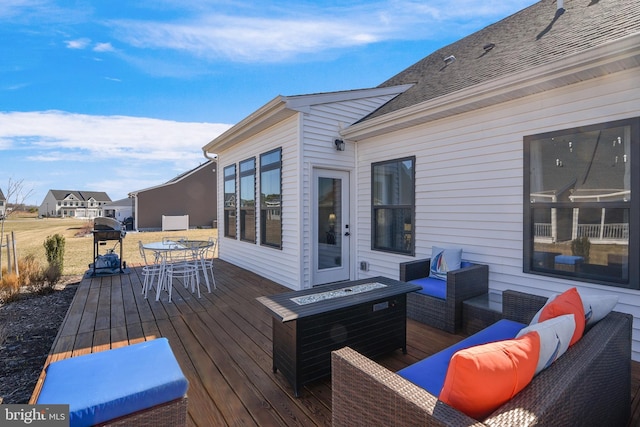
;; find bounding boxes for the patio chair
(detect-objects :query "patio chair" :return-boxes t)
[399,258,488,333]
[138,240,164,300]
[197,237,217,291]
[163,245,199,301]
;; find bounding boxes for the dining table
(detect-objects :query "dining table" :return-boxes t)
[142,240,215,301]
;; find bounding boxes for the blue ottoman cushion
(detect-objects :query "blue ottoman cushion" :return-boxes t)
[37,338,188,427]
[397,319,525,396]
[555,255,584,265]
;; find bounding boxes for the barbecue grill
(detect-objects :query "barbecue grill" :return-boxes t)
[91,217,126,276]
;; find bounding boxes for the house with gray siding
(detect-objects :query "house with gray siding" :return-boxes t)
[129,161,217,231]
[203,0,640,359]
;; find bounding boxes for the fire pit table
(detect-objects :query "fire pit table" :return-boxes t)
[257,277,420,396]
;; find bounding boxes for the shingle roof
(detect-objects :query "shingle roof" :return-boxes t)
[365,0,640,121]
[0,188,5,200]
[49,190,112,202]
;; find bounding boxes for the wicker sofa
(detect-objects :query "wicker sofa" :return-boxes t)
[332,290,632,426]
[399,258,488,333]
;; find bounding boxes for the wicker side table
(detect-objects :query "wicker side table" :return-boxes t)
[462,293,503,335]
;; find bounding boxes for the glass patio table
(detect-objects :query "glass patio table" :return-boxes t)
[142,240,215,300]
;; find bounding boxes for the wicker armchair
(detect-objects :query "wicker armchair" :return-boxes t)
[332,290,632,426]
[399,259,488,333]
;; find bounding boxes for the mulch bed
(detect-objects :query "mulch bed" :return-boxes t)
[0,278,80,404]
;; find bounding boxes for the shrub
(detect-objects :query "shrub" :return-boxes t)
[74,221,93,237]
[42,263,62,291]
[18,254,42,288]
[571,236,591,263]
[0,271,21,303]
[44,234,66,274]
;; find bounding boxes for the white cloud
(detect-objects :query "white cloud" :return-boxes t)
[0,110,231,164]
[65,38,91,49]
[0,111,232,202]
[108,0,536,63]
[94,42,115,52]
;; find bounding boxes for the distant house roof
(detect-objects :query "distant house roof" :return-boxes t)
[345,0,640,136]
[129,161,216,196]
[104,198,133,209]
[49,190,112,202]
[0,188,5,200]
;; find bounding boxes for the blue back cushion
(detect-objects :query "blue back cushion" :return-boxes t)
[37,338,188,427]
[397,319,525,396]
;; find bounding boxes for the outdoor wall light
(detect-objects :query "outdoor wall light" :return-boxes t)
[334,139,345,151]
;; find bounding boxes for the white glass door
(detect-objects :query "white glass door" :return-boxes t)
[313,169,350,285]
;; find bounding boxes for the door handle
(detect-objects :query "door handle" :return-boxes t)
[344,232,350,236]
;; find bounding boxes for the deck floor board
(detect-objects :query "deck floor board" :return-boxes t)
[29,259,640,426]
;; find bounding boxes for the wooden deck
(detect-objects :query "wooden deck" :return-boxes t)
[30,260,640,426]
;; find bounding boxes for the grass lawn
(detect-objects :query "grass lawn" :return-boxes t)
[1,215,218,277]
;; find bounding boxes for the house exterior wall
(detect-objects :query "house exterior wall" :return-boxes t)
[214,93,404,290]
[217,115,303,290]
[352,68,640,359]
[104,200,133,221]
[136,164,217,230]
[300,96,399,287]
[38,192,58,217]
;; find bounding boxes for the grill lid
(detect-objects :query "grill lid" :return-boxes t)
[93,217,123,231]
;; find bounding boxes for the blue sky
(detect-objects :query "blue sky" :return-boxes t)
[0,0,536,206]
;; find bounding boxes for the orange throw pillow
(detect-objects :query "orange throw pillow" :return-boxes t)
[439,332,540,420]
[538,287,585,346]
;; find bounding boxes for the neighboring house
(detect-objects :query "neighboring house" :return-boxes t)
[39,190,112,219]
[0,188,5,218]
[103,198,133,222]
[128,161,217,231]
[203,0,640,359]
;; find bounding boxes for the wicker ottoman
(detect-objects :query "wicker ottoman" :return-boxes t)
[37,338,188,427]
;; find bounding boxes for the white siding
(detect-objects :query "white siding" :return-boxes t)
[300,95,400,287]
[217,115,303,290]
[354,68,640,359]
[214,92,402,290]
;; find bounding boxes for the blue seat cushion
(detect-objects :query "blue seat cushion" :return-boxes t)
[37,338,188,427]
[408,277,447,299]
[397,319,525,396]
[408,261,475,300]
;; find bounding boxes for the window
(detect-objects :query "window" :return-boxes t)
[223,164,237,238]
[372,157,415,255]
[239,157,256,243]
[524,118,639,289]
[260,148,282,248]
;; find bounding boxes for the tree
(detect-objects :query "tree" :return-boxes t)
[0,178,34,280]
